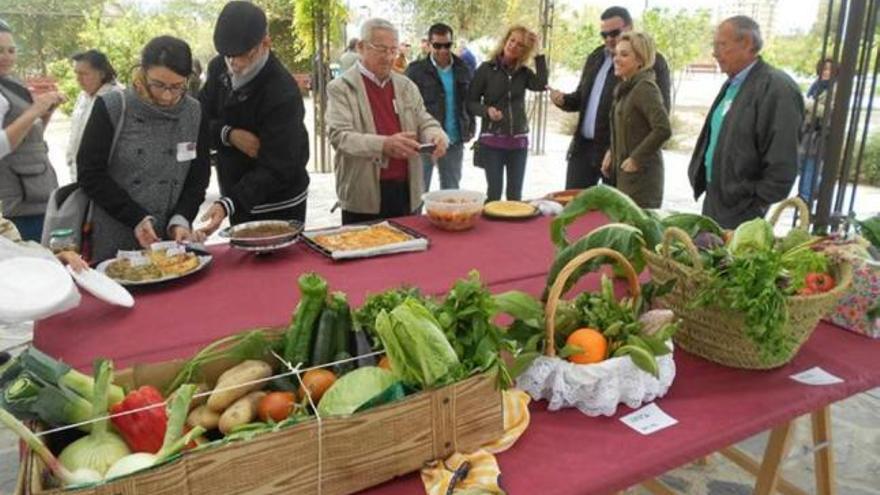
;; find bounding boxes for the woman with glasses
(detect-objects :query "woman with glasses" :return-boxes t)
[0,19,65,242]
[77,35,210,262]
[467,25,547,201]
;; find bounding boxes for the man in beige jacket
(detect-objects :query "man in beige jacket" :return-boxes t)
[327,18,448,224]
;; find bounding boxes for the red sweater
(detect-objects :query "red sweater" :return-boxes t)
[362,75,408,181]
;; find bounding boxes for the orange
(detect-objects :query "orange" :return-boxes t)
[565,328,608,364]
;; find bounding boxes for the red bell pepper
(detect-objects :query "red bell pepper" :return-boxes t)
[109,385,167,453]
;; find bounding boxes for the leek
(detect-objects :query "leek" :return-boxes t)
[0,347,125,429]
[0,407,101,487]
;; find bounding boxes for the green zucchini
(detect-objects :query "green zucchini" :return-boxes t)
[283,273,328,367]
[333,294,353,359]
[310,306,338,366]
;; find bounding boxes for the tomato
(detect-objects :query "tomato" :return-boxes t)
[258,391,296,422]
[805,272,835,293]
[378,355,391,370]
[298,369,337,404]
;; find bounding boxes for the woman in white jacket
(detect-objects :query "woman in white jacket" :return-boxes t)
[66,49,120,182]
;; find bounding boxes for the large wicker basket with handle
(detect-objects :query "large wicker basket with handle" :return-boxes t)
[642,198,852,369]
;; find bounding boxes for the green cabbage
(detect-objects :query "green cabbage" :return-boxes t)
[729,218,774,256]
[375,298,461,388]
[317,367,397,417]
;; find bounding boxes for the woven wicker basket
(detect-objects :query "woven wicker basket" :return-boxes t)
[642,199,852,369]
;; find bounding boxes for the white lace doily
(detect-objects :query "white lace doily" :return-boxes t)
[516,348,676,416]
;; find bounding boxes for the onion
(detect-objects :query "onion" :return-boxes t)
[58,360,131,476]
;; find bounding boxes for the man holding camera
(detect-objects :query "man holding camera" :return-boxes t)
[327,18,447,224]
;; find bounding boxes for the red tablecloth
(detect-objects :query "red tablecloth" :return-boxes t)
[33,213,880,495]
[358,275,880,495]
[36,215,602,369]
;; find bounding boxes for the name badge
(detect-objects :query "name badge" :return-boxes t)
[177,142,197,162]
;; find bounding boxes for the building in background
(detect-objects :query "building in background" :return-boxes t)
[718,0,779,38]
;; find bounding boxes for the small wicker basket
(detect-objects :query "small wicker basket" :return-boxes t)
[515,247,675,416]
[544,247,641,357]
[642,198,852,369]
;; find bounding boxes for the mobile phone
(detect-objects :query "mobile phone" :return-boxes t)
[419,143,437,154]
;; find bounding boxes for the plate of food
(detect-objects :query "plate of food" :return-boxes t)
[545,189,583,206]
[220,219,303,249]
[302,221,429,260]
[96,242,213,285]
[482,200,540,220]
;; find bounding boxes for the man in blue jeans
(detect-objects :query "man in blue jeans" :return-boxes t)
[405,23,474,191]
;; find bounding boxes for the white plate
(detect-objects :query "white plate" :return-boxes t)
[67,266,134,308]
[96,254,213,286]
[0,257,75,321]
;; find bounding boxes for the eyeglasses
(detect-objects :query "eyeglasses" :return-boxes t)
[432,42,453,50]
[146,79,187,95]
[600,29,622,39]
[367,42,399,56]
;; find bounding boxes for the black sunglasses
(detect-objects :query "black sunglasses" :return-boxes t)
[600,29,622,39]
[432,42,453,50]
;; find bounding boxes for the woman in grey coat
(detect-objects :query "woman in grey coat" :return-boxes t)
[78,36,210,262]
[0,19,65,241]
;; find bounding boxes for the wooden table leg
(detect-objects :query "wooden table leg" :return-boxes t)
[811,405,837,495]
[753,420,795,495]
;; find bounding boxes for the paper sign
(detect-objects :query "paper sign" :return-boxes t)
[619,403,678,435]
[151,241,179,252]
[117,250,149,267]
[790,367,844,386]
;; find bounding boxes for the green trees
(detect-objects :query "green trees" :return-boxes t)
[0,0,102,76]
[640,8,713,110]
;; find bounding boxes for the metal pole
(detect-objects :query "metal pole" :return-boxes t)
[530,0,553,156]
[833,0,873,214]
[814,0,862,231]
[847,0,880,216]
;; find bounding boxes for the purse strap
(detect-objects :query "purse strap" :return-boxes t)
[108,91,126,161]
[83,92,126,223]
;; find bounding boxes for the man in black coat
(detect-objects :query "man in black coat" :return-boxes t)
[198,1,310,235]
[550,6,671,189]
[405,23,474,190]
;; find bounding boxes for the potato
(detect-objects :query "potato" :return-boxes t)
[187,405,221,430]
[219,391,266,435]
[207,360,272,412]
[189,383,211,410]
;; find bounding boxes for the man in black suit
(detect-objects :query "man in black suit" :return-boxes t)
[550,6,671,189]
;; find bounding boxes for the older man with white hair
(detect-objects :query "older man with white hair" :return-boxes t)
[327,18,448,224]
[688,15,804,228]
